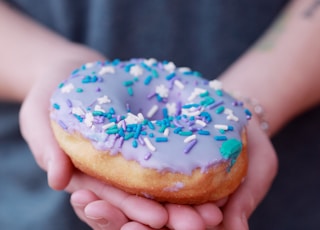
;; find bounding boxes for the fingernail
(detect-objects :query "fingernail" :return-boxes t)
[86,216,110,227]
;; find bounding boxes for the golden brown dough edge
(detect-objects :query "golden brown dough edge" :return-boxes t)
[51,121,248,204]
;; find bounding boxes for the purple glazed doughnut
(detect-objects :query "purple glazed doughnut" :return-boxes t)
[50,58,251,204]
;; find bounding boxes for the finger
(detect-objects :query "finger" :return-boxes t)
[19,82,73,190]
[194,203,223,228]
[67,173,168,229]
[85,200,128,230]
[165,204,205,230]
[222,126,278,230]
[121,222,155,230]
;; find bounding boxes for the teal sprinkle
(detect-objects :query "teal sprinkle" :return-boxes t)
[118,128,125,137]
[71,68,80,75]
[215,106,225,114]
[124,63,135,72]
[220,139,242,160]
[128,87,134,96]
[134,124,143,139]
[112,59,120,65]
[155,137,168,142]
[132,139,138,148]
[76,88,83,93]
[109,107,115,114]
[109,118,117,123]
[58,83,64,88]
[92,111,104,116]
[182,103,199,109]
[106,128,119,134]
[179,131,193,136]
[166,72,176,80]
[197,130,210,135]
[199,91,209,97]
[123,80,134,87]
[151,69,159,78]
[73,114,83,122]
[200,112,212,122]
[140,131,147,135]
[219,129,226,134]
[124,133,134,140]
[149,133,154,138]
[214,135,227,141]
[245,109,252,117]
[190,116,195,121]
[144,75,153,85]
[162,108,168,118]
[193,71,202,77]
[142,119,148,125]
[228,126,234,131]
[140,62,152,71]
[200,97,215,106]
[216,89,223,96]
[53,103,60,110]
[133,77,139,82]
[158,125,166,133]
[183,71,193,75]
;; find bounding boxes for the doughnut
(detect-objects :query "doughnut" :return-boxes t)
[50,58,251,204]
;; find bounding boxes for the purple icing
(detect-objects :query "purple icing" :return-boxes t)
[50,58,250,174]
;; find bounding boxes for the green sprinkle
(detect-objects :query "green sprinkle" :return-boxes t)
[220,139,242,159]
[215,106,225,114]
[179,131,193,136]
[127,87,134,96]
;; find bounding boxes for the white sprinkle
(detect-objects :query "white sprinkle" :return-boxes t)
[187,87,207,101]
[174,80,185,89]
[72,107,85,116]
[209,80,223,90]
[102,122,116,130]
[61,83,74,93]
[178,67,191,73]
[143,137,156,152]
[85,62,94,69]
[147,105,159,118]
[94,105,105,113]
[117,120,124,128]
[214,124,229,130]
[130,65,143,76]
[164,128,170,137]
[181,108,201,117]
[97,95,111,104]
[166,102,177,116]
[137,113,145,122]
[155,84,169,98]
[164,62,176,72]
[195,120,207,127]
[98,66,115,75]
[144,58,157,66]
[184,134,197,143]
[84,113,94,127]
[125,113,140,124]
[224,109,239,121]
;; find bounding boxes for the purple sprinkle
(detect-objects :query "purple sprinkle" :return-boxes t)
[58,120,68,130]
[207,101,224,110]
[122,120,127,130]
[147,92,156,99]
[138,136,145,145]
[184,139,198,154]
[94,116,105,124]
[126,103,130,112]
[144,152,152,160]
[117,137,124,148]
[66,99,72,107]
[173,119,183,127]
[96,87,101,92]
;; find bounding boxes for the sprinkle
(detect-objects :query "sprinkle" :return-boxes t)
[166,102,177,116]
[197,130,210,135]
[155,137,168,142]
[174,127,183,134]
[127,87,134,96]
[97,95,111,104]
[76,88,83,93]
[147,105,159,118]
[123,80,134,87]
[179,131,193,136]
[184,139,197,154]
[144,152,152,160]
[147,121,155,130]
[209,80,222,90]
[214,124,229,130]
[58,120,68,130]
[162,108,168,118]
[61,83,74,93]
[53,103,60,110]
[195,119,207,127]
[215,106,225,114]
[151,69,159,78]
[199,91,209,97]
[220,139,242,159]
[174,80,185,89]
[144,58,157,66]
[134,124,143,139]
[214,135,227,141]
[102,122,116,130]
[98,66,115,75]
[155,84,169,98]
[183,134,197,143]
[163,61,176,72]
[117,137,124,148]
[163,128,170,137]
[130,65,144,76]
[143,137,156,152]
[165,72,176,81]
[132,139,138,148]
[144,75,153,85]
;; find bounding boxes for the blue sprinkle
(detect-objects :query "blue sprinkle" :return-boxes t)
[140,62,152,71]
[134,124,143,139]
[109,107,115,114]
[174,127,183,134]
[112,59,120,65]
[162,108,168,118]
[155,137,168,142]
[144,75,153,85]
[149,133,154,138]
[165,72,176,80]
[132,139,138,148]
[214,135,227,141]
[53,103,60,110]
[197,130,210,135]
[228,126,234,131]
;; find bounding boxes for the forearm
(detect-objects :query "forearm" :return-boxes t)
[0,2,104,102]
[220,0,320,136]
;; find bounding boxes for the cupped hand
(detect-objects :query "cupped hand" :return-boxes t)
[214,119,278,230]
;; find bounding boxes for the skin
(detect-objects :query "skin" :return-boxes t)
[1,0,320,229]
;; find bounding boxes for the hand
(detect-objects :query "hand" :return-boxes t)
[214,119,278,230]
[69,176,223,230]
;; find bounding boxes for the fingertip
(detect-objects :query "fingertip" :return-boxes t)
[195,203,223,227]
